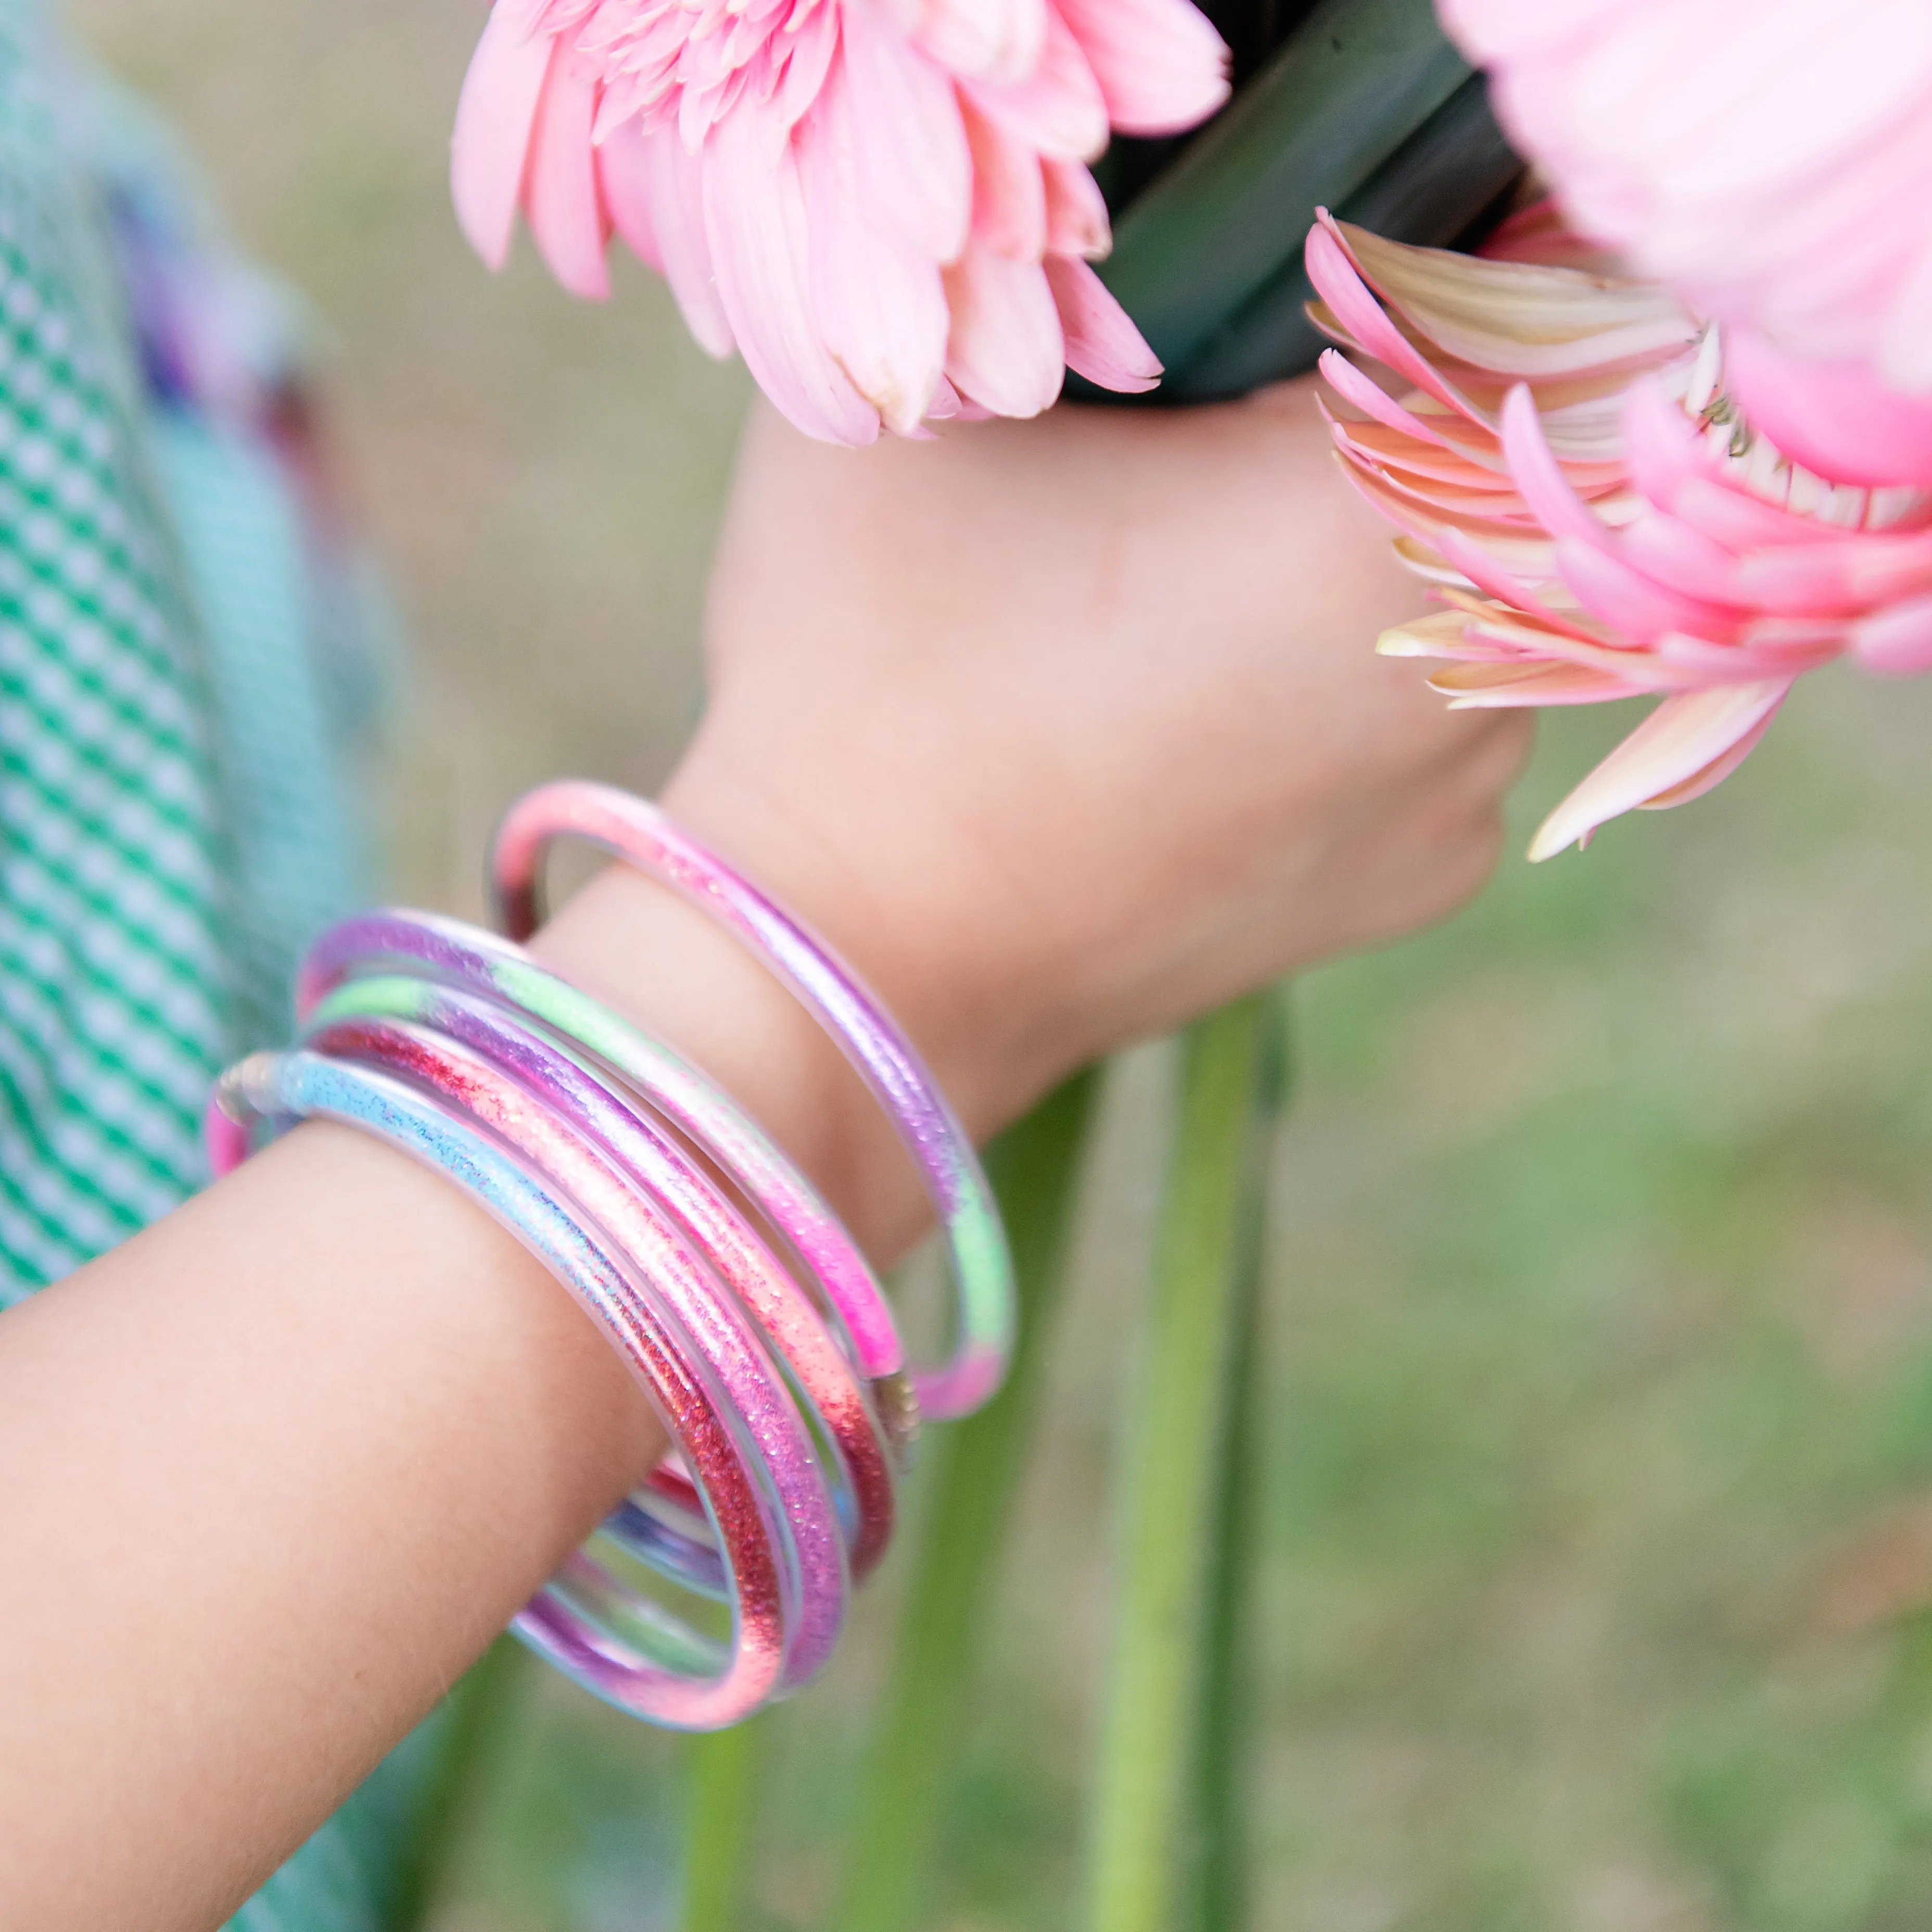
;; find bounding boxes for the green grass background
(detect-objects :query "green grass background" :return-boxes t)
[62,3,1932,1925]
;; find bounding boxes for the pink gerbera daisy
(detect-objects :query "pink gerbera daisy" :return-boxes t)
[451,0,1228,442]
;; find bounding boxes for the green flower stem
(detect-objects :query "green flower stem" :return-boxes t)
[679,1713,772,1932]
[1083,992,1287,1932]
[1193,1115,1272,1932]
[831,1068,1103,1932]
[1094,0,1469,377]
[1161,74,1521,401]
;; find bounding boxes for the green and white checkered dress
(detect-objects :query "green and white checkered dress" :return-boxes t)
[0,3,439,1923]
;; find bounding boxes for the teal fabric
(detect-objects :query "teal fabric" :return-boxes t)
[0,1,233,1277]
[146,410,366,1049]
[0,3,441,1923]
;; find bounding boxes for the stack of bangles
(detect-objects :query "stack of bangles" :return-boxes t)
[205,779,1012,1730]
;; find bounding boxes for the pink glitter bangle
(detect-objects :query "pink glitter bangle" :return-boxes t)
[303,1009,850,1695]
[208,1048,803,1730]
[492,780,1014,1418]
[305,968,900,1582]
[299,911,909,1410]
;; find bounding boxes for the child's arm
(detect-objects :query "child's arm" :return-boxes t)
[0,388,1528,1932]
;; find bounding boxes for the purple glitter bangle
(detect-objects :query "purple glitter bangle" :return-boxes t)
[491,780,1014,1418]
[207,1049,799,1730]
[306,969,900,1581]
[299,1010,850,1692]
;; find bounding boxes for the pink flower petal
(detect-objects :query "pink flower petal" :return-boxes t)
[452,0,555,271]
[1322,409,1511,490]
[962,97,1048,261]
[1619,374,1716,502]
[1431,659,1645,706]
[1636,707,1781,810]
[1044,255,1159,392]
[524,43,612,300]
[963,6,1110,162]
[1731,538,1925,618]
[1335,459,1533,562]
[923,374,994,422]
[916,0,1048,85]
[1671,474,1839,554]
[1527,679,1790,860]
[1378,609,1502,660]
[1653,628,1840,684]
[1047,0,1228,135]
[1497,383,1617,549]
[1847,530,1932,603]
[943,241,1065,416]
[1556,536,1746,644]
[1432,526,1603,641]
[593,117,662,271]
[1339,219,1698,380]
[1617,513,1751,606]
[1853,591,1932,675]
[601,121,733,357]
[1317,349,1458,452]
[771,0,841,134]
[1358,460,1543,528]
[840,4,973,262]
[1305,218,1488,427]
[702,111,880,444]
[1879,233,1932,393]
[1725,326,1932,492]
[1041,157,1111,259]
[1566,1,1930,214]
[798,73,949,433]
[1420,587,1693,682]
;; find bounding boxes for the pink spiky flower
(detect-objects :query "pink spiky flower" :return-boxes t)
[1309,209,1932,859]
[1438,0,1932,397]
[451,0,1228,443]
[1435,0,1932,491]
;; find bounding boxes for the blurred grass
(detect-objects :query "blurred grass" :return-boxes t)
[61,3,1932,1926]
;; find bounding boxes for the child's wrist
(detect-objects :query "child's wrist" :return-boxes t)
[526,753,1036,1261]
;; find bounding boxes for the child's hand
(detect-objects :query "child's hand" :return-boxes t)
[0,384,1529,1932]
[675,381,1530,1129]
